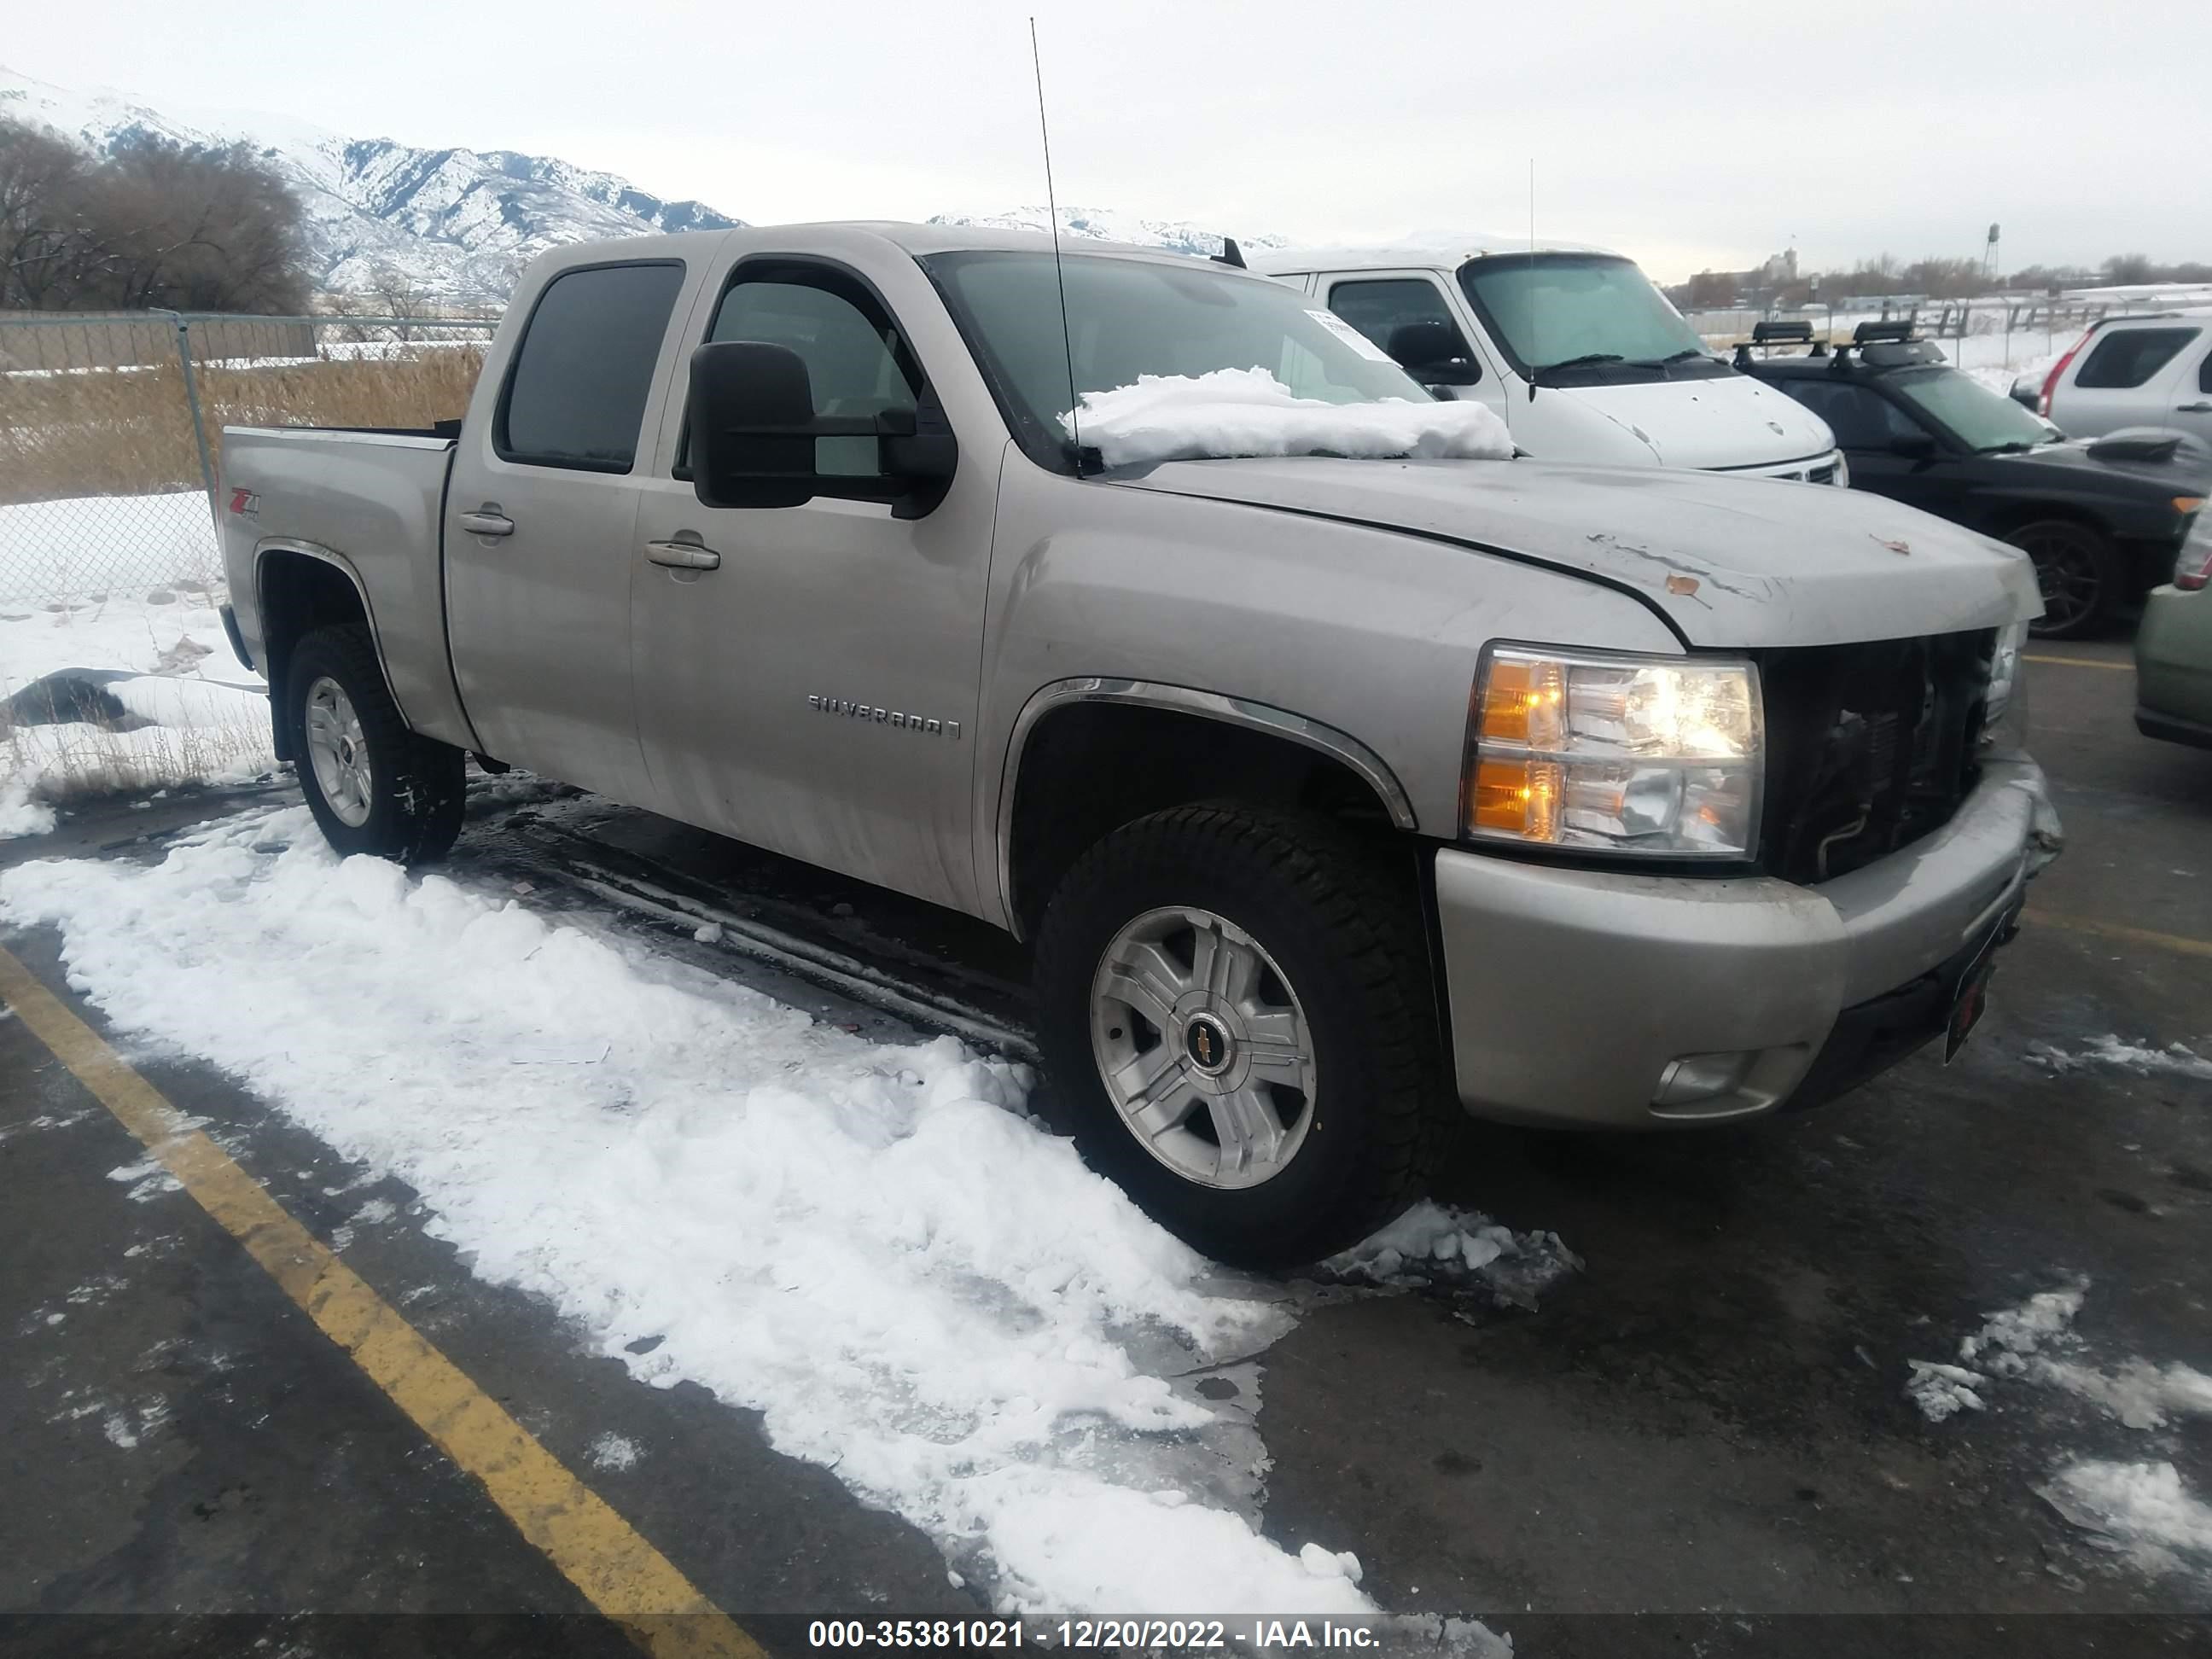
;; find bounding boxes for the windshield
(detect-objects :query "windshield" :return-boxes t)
[1890,367,2058,452]
[921,250,1431,468]
[1458,253,1722,384]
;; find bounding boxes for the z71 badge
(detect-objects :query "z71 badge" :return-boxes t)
[807,696,961,739]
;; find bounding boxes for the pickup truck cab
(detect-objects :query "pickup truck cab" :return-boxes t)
[1252,238,1846,482]
[218,223,2058,1267]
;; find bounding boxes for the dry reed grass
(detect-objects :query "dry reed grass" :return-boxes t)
[0,346,486,505]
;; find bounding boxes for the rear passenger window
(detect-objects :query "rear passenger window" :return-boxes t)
[496,262,685,472]
[2073,328,2199,391]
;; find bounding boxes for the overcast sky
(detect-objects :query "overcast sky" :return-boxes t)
[9,0,2206,282]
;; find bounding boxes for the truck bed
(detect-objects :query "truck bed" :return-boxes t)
[218,425,475,750]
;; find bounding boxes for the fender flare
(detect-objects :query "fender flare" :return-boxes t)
[992,676,1418,938]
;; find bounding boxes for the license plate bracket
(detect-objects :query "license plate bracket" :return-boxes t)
[1943,917,2009,1062]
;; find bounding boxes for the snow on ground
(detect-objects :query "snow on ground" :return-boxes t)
[0,806,1396,1614]
[1907,1280,2212,1431]
[2040,1460,2212,1575]
[1068,369,1515,469]
[2029,1036,2212,1080]
[0,492,222,603]
[0,589,271,835]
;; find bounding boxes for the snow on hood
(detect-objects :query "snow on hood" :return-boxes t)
[1064,368,1514,469]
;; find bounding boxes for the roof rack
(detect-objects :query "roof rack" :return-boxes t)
[1831,319,1945,369]
[1851,319,1915,345]
[1732,317,1826,368]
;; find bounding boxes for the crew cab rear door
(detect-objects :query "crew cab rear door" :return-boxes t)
[627,247,999,916]
[445,254,707,802]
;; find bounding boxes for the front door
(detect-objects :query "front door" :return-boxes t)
[445,258,697,803]
[628,261,998,915]
[1323,271,1511,432]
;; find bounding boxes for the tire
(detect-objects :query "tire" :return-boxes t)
[1032,803,1453,1269]
[286,625,465,864]
[2007,518,2116,640]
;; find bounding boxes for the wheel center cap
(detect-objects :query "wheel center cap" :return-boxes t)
[1183,1012,1236,1077]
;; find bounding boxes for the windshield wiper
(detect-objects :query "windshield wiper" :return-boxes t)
[1639,348,1708,367]
[1537,353,1625,372]
[1982,440,2040,455]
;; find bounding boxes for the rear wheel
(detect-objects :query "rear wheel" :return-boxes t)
[2008,518,2116,640]
[287,625,465,864]
[1033,803,1452,1269]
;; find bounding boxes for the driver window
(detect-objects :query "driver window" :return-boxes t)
[1778,381,1921,451]
[708,278,919,477]
[1328,278,1473,363]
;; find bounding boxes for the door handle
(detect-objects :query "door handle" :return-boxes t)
[458,508,515,538]
[644,538,722,571]
[2178,401,2212,413]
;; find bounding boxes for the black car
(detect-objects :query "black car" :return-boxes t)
[1738,323,2209,637]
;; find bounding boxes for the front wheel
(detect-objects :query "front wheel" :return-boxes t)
[2008,518,2116,640]
[287,625,465,864]
[1033,804,1453,1269]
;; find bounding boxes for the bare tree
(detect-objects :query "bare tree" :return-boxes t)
[369,263,426,339]
[0,119,311,314]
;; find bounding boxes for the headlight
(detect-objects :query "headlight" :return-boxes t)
[1464,645,1763,857]
[1987,620,2029,724]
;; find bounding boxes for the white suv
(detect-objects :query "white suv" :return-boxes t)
[2038,310,2212,446]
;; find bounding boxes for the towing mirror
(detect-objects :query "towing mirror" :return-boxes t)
[688,340,958,517]
[688,341,818,509]
[1384,320,1482,387]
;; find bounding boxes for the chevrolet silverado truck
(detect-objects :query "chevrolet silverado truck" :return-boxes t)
[217,223,2061,1267]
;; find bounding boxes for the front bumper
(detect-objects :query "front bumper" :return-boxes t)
[1432,756,2060,1127]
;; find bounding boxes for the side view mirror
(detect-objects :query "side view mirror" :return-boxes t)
[687,340,958,516]
[1889,433,1939,461]
[1384,320,1482,387]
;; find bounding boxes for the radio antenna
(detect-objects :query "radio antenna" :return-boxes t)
[1527,157,1539,402]
[1029,17,1082,468]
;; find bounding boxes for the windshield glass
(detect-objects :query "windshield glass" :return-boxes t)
[921,250,1431,467]
[1890,367,2058,451]
[1458,253,1719,382]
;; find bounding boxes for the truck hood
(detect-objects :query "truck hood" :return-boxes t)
[1112,456,2042,649]
[1563,375,1838,470]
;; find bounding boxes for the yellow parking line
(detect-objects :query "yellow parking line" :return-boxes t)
[2028,911,2212,960]
[2024,653,2130,671]
[0,945,764,1659]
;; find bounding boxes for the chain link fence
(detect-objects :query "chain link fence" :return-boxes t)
[1,311,498,608]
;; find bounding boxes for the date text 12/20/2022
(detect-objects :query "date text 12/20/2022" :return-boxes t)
[805,1618,1386,1649]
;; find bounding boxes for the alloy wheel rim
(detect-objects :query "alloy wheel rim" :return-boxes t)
[2025,534,2099,632]
[303,676,374,828]
[1088,905,1318,1190]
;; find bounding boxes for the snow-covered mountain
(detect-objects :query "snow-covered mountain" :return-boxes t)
[928,207,1286,261]
[2,66,1286,303]
[0,66,743,301]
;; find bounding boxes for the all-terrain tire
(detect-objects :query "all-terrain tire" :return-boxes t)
[286,625,465,864]
[1033,803,1454,1269]
[2008,517,2118,640]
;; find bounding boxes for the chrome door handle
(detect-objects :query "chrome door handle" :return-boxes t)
[458,509,515,538]
[2177,401,2212,413]
[644,538,722,571]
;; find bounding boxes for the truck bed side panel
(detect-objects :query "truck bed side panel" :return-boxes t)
[218,428,477,750]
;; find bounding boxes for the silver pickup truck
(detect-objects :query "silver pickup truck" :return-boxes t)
[218,223,2060,1266]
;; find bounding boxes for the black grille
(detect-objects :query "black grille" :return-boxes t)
[1761,631,1994,883]
[1807,463,1838,486]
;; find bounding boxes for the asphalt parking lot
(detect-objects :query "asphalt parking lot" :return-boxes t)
[3,636,2210,1657]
